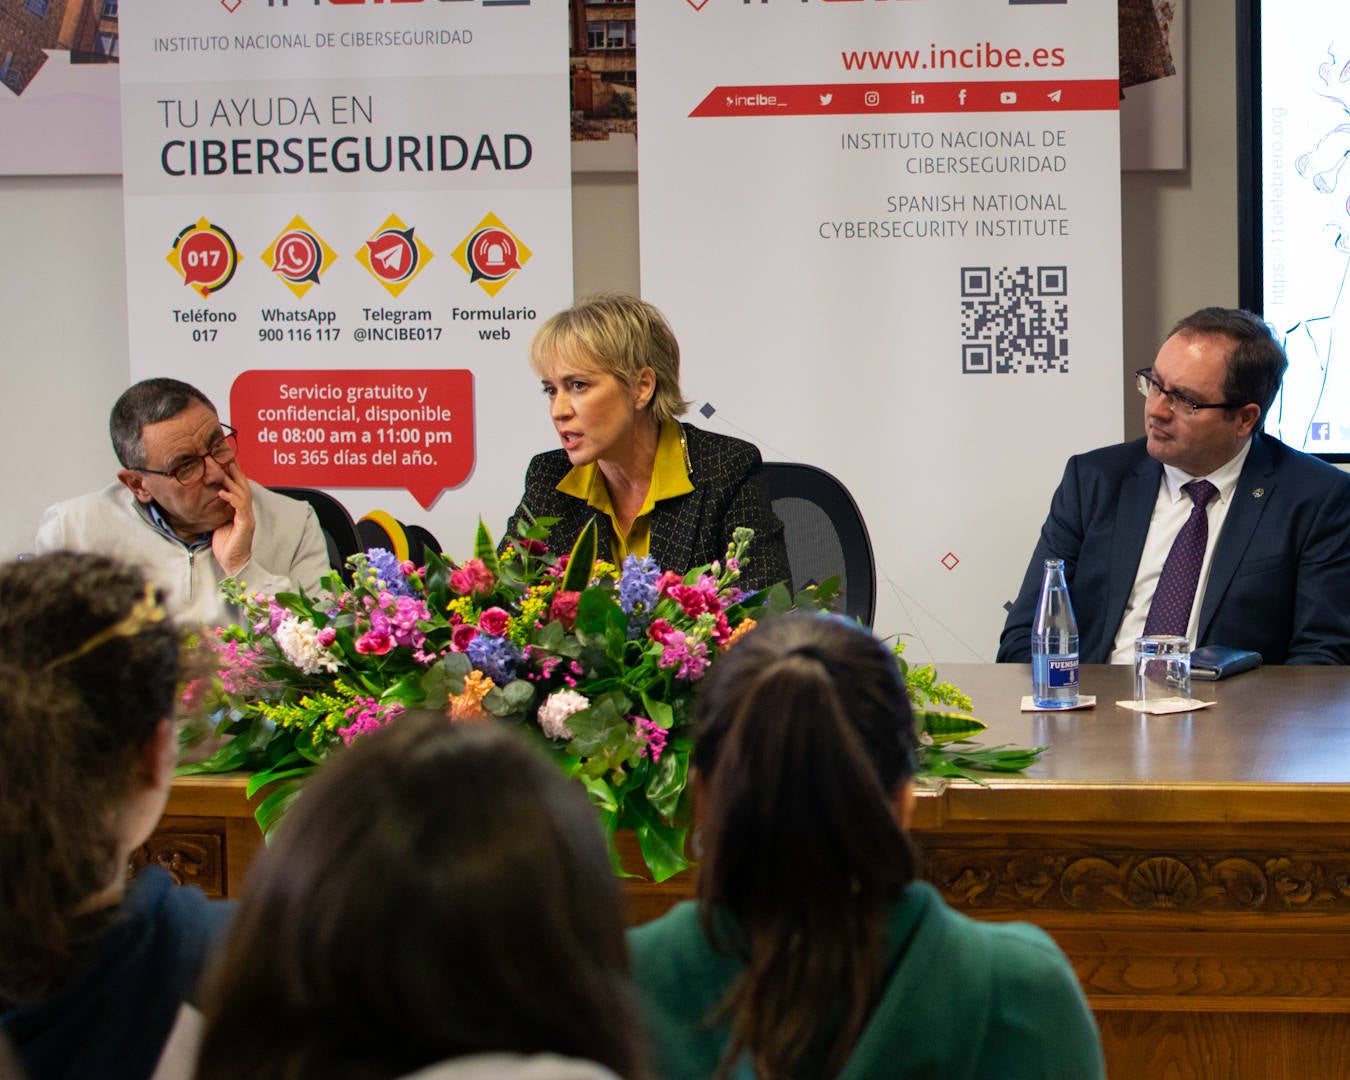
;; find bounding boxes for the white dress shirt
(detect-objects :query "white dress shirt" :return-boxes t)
[1109,440,1253,663]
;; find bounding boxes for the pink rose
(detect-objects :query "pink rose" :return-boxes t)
[451,623,479,652]
[549,590,580,630]
[449,559,494,597]
[478,607,511,637]
[354,630,394,656]
[316,627,338,648]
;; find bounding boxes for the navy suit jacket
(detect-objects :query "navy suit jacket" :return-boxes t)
[998,434,1350,665]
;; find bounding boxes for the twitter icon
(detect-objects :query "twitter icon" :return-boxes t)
[819,93,833,106]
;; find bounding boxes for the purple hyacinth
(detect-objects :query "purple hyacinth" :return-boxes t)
[619,554,662,616]
[365,548,417,598]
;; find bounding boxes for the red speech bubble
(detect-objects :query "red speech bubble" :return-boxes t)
[231,369,474,509]
[179,230,233,290]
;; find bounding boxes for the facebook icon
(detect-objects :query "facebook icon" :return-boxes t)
[1311,422,1331,441]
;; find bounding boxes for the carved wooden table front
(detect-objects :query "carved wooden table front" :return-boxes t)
[153,664,1350,1079]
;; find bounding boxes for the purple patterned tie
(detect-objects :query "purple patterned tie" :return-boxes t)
[1144,479,1218,637]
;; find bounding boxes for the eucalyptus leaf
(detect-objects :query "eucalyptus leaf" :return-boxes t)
[567,694,632,757]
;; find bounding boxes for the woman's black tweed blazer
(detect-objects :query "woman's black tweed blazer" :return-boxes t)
[503,423,790,594]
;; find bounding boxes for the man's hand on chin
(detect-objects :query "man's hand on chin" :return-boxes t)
[212,461,257,577]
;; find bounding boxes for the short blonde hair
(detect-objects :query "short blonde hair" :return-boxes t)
[530,292,690,425]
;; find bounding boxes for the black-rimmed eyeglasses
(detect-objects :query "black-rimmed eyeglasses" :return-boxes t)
[134,425,238,485]
[1134,369,1239,415]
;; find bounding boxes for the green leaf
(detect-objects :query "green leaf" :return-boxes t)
[917,708,987,744]
[420,551,452,615]
[562,517,599,592]
[626,797,691,883]
[759,581,794,617]
[576,773,619,814]
[245,750,311,798]
[254,779,306,842]
[639,691,674,731]
[533,618,567,652]
[575,585,616,634]
[645,749,688,819]
[245,763,318,798]
[919,741,1047,784]
[472,519,502,580]
[497,678,537,714]
[566,693,632,757]
[174,735,255,776]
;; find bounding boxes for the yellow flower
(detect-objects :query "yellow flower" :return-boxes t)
[448,670,496,723]
[446,596,477,621]
[511,595,547,645]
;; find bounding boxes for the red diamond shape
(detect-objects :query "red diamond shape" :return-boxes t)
[221,0,242,11]
[941,552,959,571]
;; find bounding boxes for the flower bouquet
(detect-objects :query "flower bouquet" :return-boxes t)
[180,517,1045,882]
[181,518,827,882]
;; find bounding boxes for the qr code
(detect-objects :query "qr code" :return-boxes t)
[960,266,1068,374]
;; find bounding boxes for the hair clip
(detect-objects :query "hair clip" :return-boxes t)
[42,584,167,672]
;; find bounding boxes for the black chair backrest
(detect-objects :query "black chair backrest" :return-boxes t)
[761,462,876,628]
[269,487,362,574]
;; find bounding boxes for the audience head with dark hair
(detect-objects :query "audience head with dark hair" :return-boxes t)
[0,552,181,1004]
[0,551,230,1080]
[193,714,649,1080]
[691,614,919,1078]
[628,613,1106,1080]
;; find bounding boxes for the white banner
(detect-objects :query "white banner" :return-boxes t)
[119,0,571,549]
[639,0,1122,661]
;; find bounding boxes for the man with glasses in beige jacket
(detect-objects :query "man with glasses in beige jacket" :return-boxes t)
[35,377,329,626]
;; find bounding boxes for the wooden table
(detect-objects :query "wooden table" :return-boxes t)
[150,663,1350,1079]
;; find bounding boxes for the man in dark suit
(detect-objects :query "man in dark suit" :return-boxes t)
[999,307,1350,665]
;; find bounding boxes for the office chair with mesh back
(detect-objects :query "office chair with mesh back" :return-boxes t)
[269,487,363,574]
[761,462,876,628]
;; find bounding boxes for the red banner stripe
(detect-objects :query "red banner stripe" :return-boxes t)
[690,79,1119,117]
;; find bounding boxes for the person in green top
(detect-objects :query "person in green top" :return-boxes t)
[628,614,1105,1080]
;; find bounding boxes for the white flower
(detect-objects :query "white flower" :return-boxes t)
[274,616,341,675]
[537,688,590,740]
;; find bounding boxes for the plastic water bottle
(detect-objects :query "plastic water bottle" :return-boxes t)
[1031,558,1079,708]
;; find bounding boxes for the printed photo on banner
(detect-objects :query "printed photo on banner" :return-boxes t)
[0,0,120,174]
